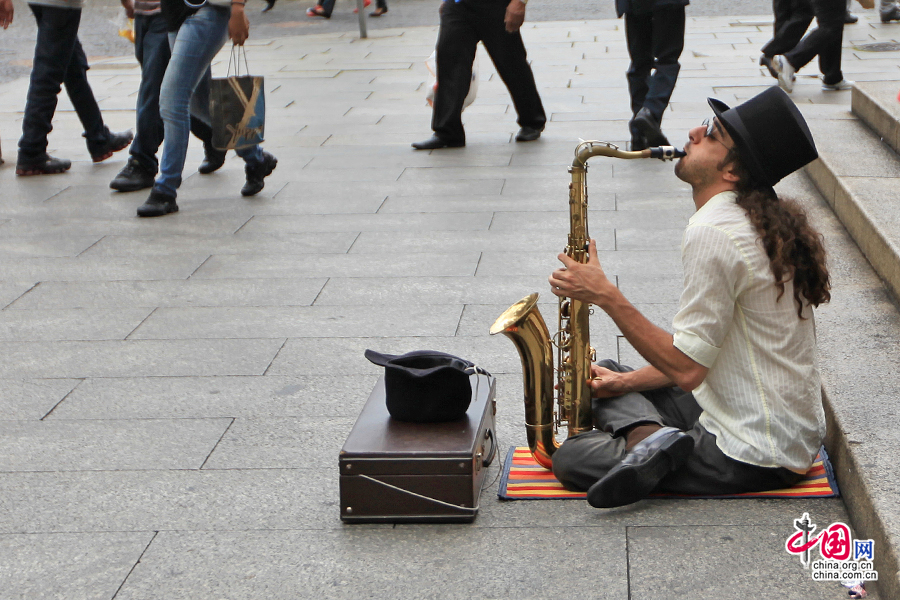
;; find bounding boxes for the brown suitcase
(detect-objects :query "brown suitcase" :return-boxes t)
[339,373,496,523]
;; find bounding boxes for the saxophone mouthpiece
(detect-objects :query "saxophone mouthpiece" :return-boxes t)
[648,146,686,161]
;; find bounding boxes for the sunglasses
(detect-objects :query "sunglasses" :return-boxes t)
[702,117,733,150]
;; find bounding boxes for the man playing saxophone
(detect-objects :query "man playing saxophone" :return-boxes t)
[547,87,831,508]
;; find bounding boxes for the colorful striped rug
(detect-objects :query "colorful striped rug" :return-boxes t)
[498,446,840,500]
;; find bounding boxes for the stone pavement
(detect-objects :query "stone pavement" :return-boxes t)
[1,11,899,600]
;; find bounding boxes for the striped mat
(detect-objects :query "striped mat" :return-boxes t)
[498,446,840,500]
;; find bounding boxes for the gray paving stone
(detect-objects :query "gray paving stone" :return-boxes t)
[0,282,36,310]
[349,229,602,253]
[49,375,379,420]
[267,336,524,376]
[0,255,208,282]
[0,308,152,341]
[191,252,481,279]
[476,250,683,277]
[0,532,152,600]
[627,525,872,599]
[129,304,464,339]
[0,234,102,258]
[6,278,328,310]
[0,469,340,533]
[0,379,79,421]
[202,416,356,470]
[237,212,493,234]
[313,276,564,305]
[0,339,284,378]
[0,418,231,471]
[114,528,628,600]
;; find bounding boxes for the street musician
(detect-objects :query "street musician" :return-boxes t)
[548,87,831,508]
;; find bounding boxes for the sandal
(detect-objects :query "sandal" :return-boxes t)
[369,6,386,16]
[352,0,371,13]
[306,5,330,17]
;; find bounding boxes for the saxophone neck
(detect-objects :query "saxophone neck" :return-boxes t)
[573,140,685,167]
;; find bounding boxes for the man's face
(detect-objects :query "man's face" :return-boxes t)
[674,117,736,188]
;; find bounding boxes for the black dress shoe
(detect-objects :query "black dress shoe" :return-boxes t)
[137,189,178,218]
[110,157,155,192]
[411,135,465,150]
[587,427,694,508]
[241,150,278,197]
[262,0,276,11]
[844,10,858,23]
[630,107,669,147]
[199,143,227,175]
[515,126,542,142]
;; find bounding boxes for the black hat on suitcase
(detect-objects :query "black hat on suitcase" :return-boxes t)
[364,349,487,423]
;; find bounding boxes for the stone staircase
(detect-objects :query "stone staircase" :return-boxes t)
[804,81,900,599]
[807,82,900,300]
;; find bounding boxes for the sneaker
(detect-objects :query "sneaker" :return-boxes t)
[88,129,134,163]
[241,151,277,197]
[137,189,178,218]
[110,157,155,192]
[881,3,900,22]
[198,143,227,175]
[760,54,778,79]
[822,79,854,91]
[773,55,795,93]
[15,154,71,176]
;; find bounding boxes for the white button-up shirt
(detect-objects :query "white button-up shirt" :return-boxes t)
[672,191,825,472]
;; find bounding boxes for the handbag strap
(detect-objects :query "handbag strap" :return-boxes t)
[226,44,252,78]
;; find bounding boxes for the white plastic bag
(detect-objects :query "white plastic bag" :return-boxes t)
[425,48,479,111]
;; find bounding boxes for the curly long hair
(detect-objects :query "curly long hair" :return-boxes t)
[719,148,831,317]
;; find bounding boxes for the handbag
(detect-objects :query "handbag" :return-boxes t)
[209,45,266,151]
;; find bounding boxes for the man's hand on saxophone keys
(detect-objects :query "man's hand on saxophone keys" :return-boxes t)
[548,239,615,308]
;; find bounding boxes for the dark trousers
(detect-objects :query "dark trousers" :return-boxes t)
[551,360,804,497]
[783,0,845,85]
[432,0,546,144]
[761,0,814,58]
[624,4,685,124]
[131,13,212,174]
[19,4,107,161]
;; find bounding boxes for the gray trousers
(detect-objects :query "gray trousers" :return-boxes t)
[551,360,804,496]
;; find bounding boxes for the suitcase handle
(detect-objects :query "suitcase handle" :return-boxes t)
[480,429,496,468]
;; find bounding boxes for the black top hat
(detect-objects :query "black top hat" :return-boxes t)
[708,87,818,189]
[364,349,489,423]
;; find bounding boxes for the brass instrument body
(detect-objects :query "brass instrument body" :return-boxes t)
[491,141,684,469]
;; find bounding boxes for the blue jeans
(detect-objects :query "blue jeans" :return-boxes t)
[131,13,215,174]
[19,4,107,161]
[155,4,263,197]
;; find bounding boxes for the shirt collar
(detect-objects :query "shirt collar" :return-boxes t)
[689,190,738,224]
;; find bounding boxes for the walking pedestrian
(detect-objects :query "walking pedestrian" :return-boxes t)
[306,0,371,18]
[412,0,546,150]
[16,0,133,176]
[881,0,900,21]
[136,0,277,217]
[617,0,689,150]
[110,0,227,192]
[769,0,853,93]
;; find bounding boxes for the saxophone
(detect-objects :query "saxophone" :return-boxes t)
[490,141,685,469]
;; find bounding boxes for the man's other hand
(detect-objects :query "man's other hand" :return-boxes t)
[504,0,525,32]
[0,0,14,29]
[120,0,135,19]
[590,365,627,398]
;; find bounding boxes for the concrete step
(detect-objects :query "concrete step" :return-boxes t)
[853,81,900,157]
[805,115,900,302]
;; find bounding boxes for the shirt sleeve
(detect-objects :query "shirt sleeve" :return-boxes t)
[672,223,750,368]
